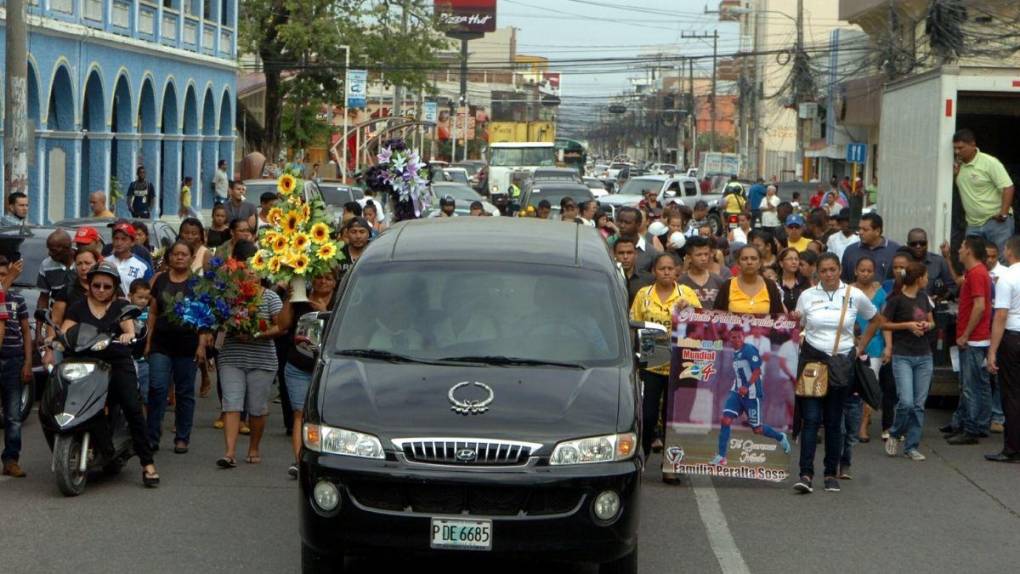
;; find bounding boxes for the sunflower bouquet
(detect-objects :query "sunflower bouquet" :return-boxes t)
[250,168,343,292]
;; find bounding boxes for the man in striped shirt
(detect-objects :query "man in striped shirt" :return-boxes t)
[0,255,33,478]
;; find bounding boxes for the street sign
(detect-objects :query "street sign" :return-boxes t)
[846,142,867,164]
[608,104,627,114]
[423,101,438,124]
[346,69,367,109]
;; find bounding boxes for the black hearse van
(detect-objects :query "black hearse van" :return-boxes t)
[297,217,665,573]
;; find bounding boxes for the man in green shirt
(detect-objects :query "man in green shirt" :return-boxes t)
[953,129,1015,255]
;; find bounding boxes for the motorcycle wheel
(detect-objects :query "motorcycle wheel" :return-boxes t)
[53,434,88,497]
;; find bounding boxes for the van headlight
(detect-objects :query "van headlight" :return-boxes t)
[61,363,96,382]
[303,423,384,459]
[549,432,637,465]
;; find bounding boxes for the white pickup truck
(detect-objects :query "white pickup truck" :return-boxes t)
[598,175,728,234]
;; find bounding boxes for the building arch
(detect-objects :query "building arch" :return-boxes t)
[81,69,107,214]
[46,63,75,131]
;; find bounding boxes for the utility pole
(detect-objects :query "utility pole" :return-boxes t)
[682,30,719,152]
[689,57,697,168]
[459,38,469,161]
[393,0,409,118]
[795,0,806,182]
[4,0,30,200]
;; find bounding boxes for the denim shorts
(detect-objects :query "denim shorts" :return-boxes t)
[284,362,313,412]
[220,366,276,416]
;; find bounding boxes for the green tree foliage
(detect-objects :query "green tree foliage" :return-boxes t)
[240,0,449,159]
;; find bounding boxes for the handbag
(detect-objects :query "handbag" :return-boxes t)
[796,285,852,397]
[854,357,882,410]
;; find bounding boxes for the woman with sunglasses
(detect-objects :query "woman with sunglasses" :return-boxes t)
[59,262,159,487]
[145,241,207,455]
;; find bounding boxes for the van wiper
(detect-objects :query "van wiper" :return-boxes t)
[337,349,449,365]
[439,355,586,369]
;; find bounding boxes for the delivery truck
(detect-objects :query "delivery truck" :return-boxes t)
[879,66,1020,248]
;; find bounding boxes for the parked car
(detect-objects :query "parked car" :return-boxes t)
[453,160,488,191]
[606,162,633,181]
[425,182,501,217]
[520,182,596,218]
[297,217,648,574]
[52,218,178,252]
[583,177,610,198]
[441,167,471,185]
[315,180,367,223]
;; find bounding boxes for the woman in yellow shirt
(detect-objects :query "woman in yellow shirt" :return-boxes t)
[630,253,701,456]
[713,245,786,315]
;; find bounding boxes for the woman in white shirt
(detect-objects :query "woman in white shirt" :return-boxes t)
[792,253,884,494]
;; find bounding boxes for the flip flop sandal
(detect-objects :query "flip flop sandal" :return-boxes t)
[174,443,189,454]
[245,455,262,465]
[216,457,237,469]
[142,470,160,488]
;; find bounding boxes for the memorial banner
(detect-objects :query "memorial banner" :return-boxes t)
[663,308,799,482]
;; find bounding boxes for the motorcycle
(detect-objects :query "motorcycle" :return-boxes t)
[35,306,141,497]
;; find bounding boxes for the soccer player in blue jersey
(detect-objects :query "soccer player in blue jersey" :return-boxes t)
[710,328,791,465]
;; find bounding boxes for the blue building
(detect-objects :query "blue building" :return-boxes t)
[0,0,237,223]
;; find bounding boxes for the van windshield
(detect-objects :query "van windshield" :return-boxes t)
[330,262,623,366]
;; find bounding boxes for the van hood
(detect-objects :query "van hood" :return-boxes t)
[317,359,627,447]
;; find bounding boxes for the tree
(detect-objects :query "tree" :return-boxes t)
[240,0,449,160]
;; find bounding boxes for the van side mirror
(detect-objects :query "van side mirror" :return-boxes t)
[630,321,669,367]
[295,311,332,357]
[664,189,677,199]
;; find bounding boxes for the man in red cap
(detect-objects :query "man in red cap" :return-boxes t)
[109,222,151,296]
[73,226,103,254]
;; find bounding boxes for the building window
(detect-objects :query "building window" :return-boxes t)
[221,0,229,25]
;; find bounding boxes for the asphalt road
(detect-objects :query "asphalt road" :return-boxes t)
[2,393,1018,574]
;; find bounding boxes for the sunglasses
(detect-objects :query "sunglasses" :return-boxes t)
[90,283,115,291]
[908,240,927,247]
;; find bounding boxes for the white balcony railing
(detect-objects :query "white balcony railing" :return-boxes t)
[184,17,199,46]
[50,0,73,15]
[112,1,131,29]
[162,12,178,43]
[83,0,103,21]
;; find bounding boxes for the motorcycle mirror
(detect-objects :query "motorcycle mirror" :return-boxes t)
[117,304,143,322]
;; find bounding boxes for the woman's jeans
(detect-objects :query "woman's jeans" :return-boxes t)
[890,354,934,452]
[641,371,669,456]
[797,343,851,478]
[146,353,198,447]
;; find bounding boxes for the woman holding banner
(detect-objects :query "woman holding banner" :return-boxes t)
[713,245,785,315]
[793,253,883,494]
[630,253,701,456]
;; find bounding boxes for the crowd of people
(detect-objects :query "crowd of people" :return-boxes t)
[609,128,1019,492]
[0,179,375,484]
[1,128,1017,495]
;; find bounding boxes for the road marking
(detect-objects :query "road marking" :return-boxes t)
[690,475,751,574]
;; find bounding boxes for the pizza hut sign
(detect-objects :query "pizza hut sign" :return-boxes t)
[435,0,497,35]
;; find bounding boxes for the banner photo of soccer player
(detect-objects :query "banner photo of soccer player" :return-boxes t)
[662,307,800,482]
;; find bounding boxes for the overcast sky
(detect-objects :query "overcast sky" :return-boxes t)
[495,0,742,133]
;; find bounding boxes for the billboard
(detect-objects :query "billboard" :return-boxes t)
[435,0,497,35]
[663,308,797,483]
[539,72,561,97]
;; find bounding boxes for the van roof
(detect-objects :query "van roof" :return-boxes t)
[489,142,556,148]
[362,217,615,271]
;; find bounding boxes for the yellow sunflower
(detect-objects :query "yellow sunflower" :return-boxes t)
[267,207,284,226]
[271,235,289,253]
[291,254,311,275]
[283,211,301,234]
[277,173,297,196]
[250,250,268,271]
[301,203,311,220]
[267,256,283,274]
[310,223,330,244]
[292,232,312,251]
[317,242,338,260]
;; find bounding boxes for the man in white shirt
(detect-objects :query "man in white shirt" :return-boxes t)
[759,185,781,230]
[986,235,1020,462]
[109,222,152,296]
[826,208,859,261]
[213,159,230,205]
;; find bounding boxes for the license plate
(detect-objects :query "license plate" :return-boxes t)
[430,518,492,551]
